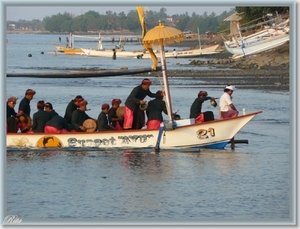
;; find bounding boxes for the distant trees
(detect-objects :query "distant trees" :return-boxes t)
[7,6,289,34]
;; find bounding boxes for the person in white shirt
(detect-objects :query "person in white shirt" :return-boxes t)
[219,85,239,119]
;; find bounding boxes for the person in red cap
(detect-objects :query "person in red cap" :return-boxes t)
[146,90,168,129]
[97,103,114,131]
[219,85,239,119]
[31,100,52,133]
[6,97,19,133]
[123,78,164,130]
[108,99,123,130]
[17,89,36,132]
[64,95,84,130]
[190,90,216,123]
[71,100,93,132]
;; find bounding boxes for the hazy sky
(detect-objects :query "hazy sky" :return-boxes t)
[6,5,233,21]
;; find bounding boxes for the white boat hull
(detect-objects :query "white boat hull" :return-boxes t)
[81,48,144,58]
[224,33,289,57]
[7,111,261,151]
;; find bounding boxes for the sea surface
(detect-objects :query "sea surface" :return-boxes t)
[3,34,295,226]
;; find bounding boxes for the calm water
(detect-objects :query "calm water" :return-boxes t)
[3,34,294,226]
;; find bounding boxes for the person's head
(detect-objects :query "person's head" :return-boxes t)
[7,97,18,108]
[74,95,84,106]
[101,103,110,114]
[224,85,236,95]
[78,100,88,111]
[198,90,208,98]
[37,100,45,110]
[25,89,36,100]
[156,90,164,99]
[44,102,53,112]
[141,78,152,91]
[111,99,122,108]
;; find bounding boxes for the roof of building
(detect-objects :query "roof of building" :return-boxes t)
[223,12,243,22]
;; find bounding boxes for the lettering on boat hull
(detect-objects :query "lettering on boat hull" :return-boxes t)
[67,134,155,147]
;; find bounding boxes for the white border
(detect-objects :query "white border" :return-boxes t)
[1,0,298,228]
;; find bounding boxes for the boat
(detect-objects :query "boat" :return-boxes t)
[142,44,220,59]
[6,112,261,151]
[6,8,262,151]
[224,33,289,58]
[81,44,220,59]
[54,45,84,55]
[81,47,145,58]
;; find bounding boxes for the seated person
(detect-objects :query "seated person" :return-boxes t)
[31,100,52,133]
[97,104,114,131]
[71,100,93,132]
[44,113,71,134]
[108,99,123,130]
[190,90,215,123]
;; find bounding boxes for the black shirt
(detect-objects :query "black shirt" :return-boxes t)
[146,98,167,122]
[189,96,212,118]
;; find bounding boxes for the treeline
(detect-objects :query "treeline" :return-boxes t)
[6,7,289,34]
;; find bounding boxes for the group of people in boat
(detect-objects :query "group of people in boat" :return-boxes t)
[6,79,238,134]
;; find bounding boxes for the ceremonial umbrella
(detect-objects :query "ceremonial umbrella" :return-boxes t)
[143,21,185,122]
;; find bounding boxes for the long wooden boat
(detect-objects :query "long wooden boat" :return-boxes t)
[81,44,220,59]
[142,44,220,59]
[6,111,261,151]
[6,67,159,78]
[81,48,145,58]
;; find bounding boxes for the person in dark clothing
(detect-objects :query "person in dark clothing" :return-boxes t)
[44,102,58,118]
[112,49,116,60]
[44,113,70,134]
[6,97,19,133]
[97,104,114,131]
[71,100,93,132]
[189,90,215,123]
[31,100,52,133]
[123,78,163,130]
[108,99,123,130]
[17,89,36,132]
[146,90,168,129]
[64,95,84,129]
[18,89,36,117]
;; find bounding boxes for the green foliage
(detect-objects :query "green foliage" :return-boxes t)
[9,6,288,34]
[235,7,289,23]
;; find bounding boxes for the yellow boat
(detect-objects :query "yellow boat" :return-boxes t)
[54,45,84,55]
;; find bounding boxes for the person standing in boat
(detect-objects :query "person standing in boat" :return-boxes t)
[172,49,177,58]
[17,89,36,132]
[189,90,216,123]
[123,78,163,130]
[6,96,19,133]
[97,103,114,131]
[31,100,52,133]
[71,100,93,132]
[146,90,168,130]
[219,85,239,119]
[112,49,116,60]
[64,95,84,127]
[108,99,123,130]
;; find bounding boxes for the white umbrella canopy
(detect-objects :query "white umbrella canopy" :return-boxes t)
[143,21,185,123]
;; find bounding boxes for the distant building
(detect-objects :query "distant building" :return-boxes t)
[223,12,243,35]
[8,24,16,30]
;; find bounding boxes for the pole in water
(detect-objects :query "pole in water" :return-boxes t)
[154,122,165,153]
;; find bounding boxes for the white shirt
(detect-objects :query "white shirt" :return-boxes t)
[219,92,233,112]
